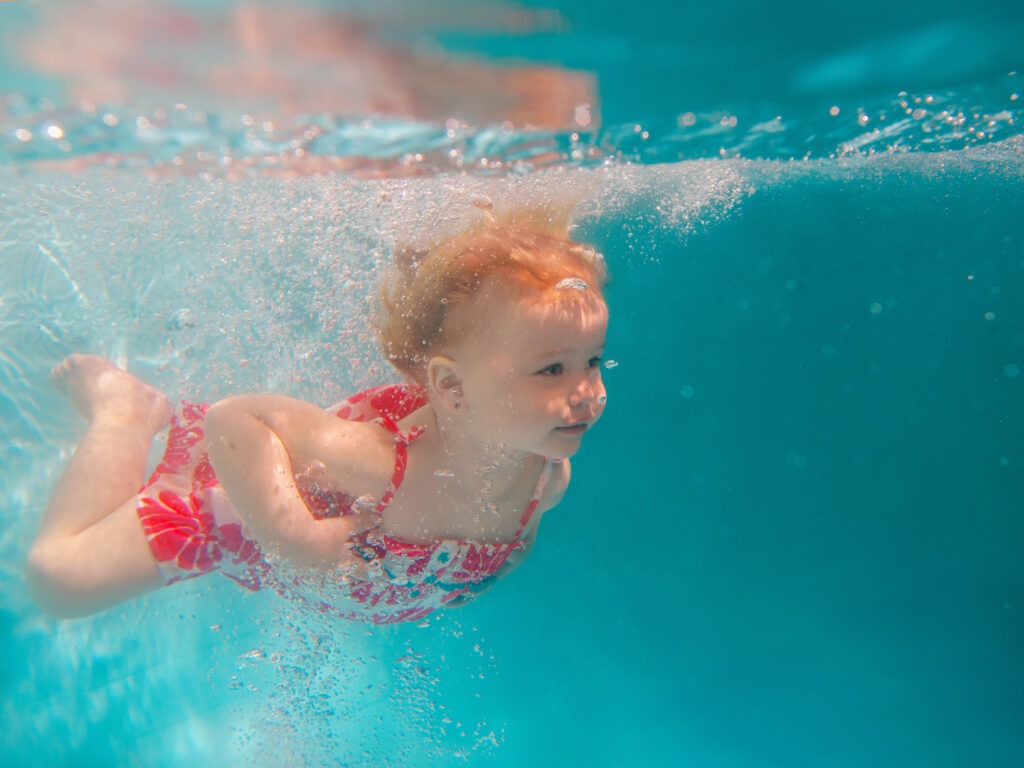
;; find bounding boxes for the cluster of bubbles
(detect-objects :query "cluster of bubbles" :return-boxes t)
[212,594,508,766]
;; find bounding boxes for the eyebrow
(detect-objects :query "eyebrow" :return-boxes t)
[533,341,606,359]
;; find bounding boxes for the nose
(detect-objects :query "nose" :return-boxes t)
[568,371,606,409]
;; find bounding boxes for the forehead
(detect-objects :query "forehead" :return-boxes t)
[469,287,608,353]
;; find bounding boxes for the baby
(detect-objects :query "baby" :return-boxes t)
[27,210,608,624]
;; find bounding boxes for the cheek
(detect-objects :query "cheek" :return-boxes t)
[500,386,550,422]
[540,389,570,418]
[490,384,528,422]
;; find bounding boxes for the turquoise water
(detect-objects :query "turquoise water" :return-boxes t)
[2,1,1023,766]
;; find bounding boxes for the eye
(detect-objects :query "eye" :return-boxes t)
[536,363,564,376]
[587,356,603,369]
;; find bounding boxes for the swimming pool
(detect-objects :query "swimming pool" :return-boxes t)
[2,1,1022,766]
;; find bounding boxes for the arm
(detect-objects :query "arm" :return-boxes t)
[204,394,392,569]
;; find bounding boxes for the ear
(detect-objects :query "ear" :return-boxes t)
[426,355,464,412]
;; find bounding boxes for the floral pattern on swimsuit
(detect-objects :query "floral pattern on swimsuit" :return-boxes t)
[136,384,551,624]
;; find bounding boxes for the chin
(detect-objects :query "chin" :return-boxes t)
[543,440,582,460]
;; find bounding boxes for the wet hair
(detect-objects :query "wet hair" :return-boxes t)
[379,208,607,382]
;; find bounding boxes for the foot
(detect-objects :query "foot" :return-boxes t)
[51,354,173,433]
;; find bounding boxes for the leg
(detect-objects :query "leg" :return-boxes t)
[27,355,172,618]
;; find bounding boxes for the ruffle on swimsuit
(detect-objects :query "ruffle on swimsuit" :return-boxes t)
[136,384,553,624]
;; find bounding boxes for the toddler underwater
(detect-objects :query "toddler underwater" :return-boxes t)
[27,210,609,625]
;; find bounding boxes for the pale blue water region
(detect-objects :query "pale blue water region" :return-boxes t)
[1,1,1023,766]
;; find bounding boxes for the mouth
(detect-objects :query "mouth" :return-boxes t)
[554,423,588,436]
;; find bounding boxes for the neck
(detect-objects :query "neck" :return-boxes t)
[422,409,540,503]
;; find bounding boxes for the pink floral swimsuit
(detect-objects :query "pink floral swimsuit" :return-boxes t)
[136,384,553,624]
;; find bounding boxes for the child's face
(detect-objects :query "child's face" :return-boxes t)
[453,287,608,460]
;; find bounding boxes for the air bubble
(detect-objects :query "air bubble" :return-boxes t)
[603,359,618,369]
[1004,364,1020,378]
[555,277,589,291]
[469,193,493,211]
[680,385,695,398]
[574,104,592,127]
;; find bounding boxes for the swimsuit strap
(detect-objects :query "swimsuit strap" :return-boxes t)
[513,458,555,538]
[374,419,426,514]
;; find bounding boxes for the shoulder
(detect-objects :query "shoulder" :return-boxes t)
[536,458,571,514]
[317,418,399,493]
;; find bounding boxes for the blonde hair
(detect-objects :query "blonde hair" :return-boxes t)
[379,208,607,382]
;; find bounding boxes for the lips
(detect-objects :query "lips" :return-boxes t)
[555,423,588,436]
